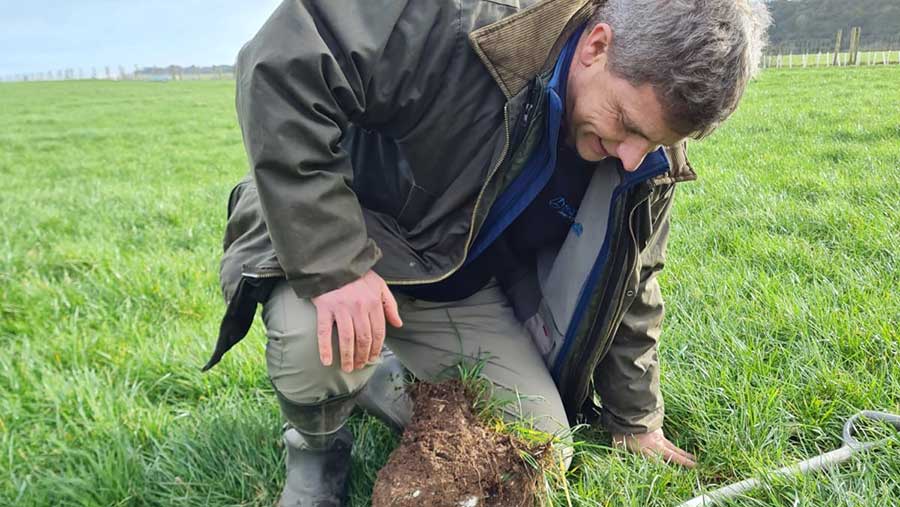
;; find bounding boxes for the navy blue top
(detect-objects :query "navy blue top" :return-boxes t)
[398,140,594,302]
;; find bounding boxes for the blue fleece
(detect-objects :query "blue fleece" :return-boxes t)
[466,25,585,263]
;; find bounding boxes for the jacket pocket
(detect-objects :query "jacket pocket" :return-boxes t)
[219,179,282,304]
[396,183,436,231]
[524,299,565,367]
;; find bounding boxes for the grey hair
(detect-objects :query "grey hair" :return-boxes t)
[590,0,771,138]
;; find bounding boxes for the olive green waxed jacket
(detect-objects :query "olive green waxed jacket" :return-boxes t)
[217,0,697,434]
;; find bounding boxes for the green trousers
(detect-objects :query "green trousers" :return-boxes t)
[262,278,570,438]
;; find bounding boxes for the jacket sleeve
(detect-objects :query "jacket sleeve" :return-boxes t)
[235,0,457,298]
[594,183,675,435]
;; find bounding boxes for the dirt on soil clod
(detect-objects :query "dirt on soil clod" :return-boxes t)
[371,380,548,507]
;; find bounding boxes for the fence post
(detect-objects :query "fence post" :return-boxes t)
[832,29,842,66]
[789,52,793,68]
[856,28,862,65]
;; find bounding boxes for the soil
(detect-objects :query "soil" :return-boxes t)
[370,380,549,507]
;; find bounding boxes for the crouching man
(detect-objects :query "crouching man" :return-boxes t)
[206,0,769,504]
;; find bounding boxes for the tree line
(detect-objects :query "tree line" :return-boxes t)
[767,0,900,51]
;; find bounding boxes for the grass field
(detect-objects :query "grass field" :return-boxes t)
[1,66,898,506]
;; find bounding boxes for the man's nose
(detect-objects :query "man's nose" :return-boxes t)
[616,137,654,172]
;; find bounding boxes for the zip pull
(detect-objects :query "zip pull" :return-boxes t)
[510,100,535,152]
[520,102,533,129]
[520,76,541,128]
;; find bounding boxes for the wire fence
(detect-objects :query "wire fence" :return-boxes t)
[768,31,900,54]
[763,28,900,70]
[763,49,900,69]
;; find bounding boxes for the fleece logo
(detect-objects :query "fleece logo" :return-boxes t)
[549,196,583,237]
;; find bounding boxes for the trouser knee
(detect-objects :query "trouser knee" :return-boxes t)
[263,282,377,406]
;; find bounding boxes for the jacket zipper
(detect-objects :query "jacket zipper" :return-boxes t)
[467,83,557,263]
[241,267,288,279]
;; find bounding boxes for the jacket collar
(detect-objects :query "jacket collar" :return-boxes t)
[468,0,697,185]
[469,0,594,100]
[657,144,697,185]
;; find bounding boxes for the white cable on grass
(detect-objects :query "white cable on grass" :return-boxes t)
[678,411,900,507]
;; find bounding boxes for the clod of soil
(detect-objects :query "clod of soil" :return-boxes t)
[371,380,549,507]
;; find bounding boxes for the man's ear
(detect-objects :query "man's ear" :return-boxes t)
[578,23,613,67]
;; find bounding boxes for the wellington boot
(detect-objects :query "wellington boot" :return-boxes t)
[278,425,353,507]
[356,350,412,432]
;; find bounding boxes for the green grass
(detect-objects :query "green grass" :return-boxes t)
[1,67,898,506]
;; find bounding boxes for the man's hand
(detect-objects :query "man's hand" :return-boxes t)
[612,428,697,468]
[311,270,403,373]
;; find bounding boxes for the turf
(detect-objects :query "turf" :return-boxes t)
[1,67,898,506]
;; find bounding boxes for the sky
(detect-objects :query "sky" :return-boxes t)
[0,0,283,78]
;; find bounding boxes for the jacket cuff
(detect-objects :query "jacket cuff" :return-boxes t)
[600,404,664,435]
[286,240,382,299]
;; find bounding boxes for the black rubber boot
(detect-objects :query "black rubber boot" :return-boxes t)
[278,424,353,507]
[276,394,359,507]
[356,350,412,432]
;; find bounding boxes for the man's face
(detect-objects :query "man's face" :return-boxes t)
[565,23,684,171]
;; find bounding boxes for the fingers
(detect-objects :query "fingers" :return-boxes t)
[352,304,373,370]
[334,310,355,373]
[316,308,334,366]
[651,444,697,468]
[369,301,386,363]
[612,432,697,468]
[312,271,401,372]
[640,439,696,468]
[662,438,697,462]
[381,285,403,328]
[371,283,400,363]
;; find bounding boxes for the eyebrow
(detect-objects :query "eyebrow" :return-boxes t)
[620,109,653,142]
